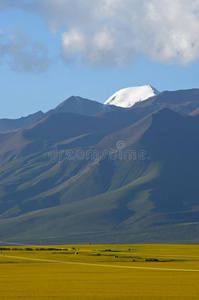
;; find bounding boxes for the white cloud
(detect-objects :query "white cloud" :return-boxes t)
[0,33,51,73]
[2,0,199,67]
[37,0,199,66]
[62,29,86,63]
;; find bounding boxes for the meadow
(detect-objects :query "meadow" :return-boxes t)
[0,244,199,299]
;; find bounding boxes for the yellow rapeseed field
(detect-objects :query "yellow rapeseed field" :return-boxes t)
[0,244,199,299]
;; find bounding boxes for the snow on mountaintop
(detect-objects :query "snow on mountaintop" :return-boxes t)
[105,85,160,108]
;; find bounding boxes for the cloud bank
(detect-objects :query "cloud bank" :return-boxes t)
[38,0,199,67]
[2,0,199,69]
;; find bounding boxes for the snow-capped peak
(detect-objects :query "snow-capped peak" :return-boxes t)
[105,85,160,108]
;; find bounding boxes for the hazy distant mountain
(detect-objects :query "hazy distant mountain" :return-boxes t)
[0,96,121,133]
[2,88,199,134]
[133,88,199,115]
[105,85,160,108]
[1,88,199,244]
[47,95,121,116]
[0,111,44,133]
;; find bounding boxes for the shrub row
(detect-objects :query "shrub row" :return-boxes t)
[0,247,68,251]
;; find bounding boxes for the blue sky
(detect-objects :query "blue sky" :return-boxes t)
[1,0,199,118]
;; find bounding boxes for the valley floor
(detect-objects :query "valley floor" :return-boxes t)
[0,244,199,299]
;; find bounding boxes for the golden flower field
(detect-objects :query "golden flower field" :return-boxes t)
[0,244,199,299]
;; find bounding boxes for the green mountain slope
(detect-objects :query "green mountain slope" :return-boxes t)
[1,108,199,244]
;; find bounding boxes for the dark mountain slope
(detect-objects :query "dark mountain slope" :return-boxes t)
[138,109,199,212]
[0,111,122,165]
[0,105,161,166]
[96,111,154,152]
[23,112,114,141]
[0,110,158,219]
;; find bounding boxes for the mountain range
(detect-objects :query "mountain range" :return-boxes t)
[1,86,199,245]
[0,96,121,134]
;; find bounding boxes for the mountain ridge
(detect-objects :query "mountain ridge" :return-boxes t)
[1,89,199,244]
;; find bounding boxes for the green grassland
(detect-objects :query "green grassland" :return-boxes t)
[0,244,199,299]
